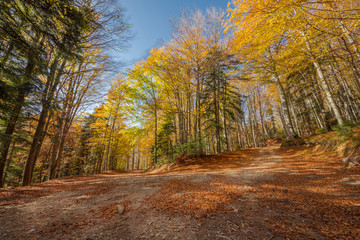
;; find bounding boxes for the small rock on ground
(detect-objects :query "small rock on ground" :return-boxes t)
[117,204,125,214]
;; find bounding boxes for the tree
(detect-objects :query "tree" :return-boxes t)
[0,0,131,186]
[225,0,360,136]
[127,60,164,165]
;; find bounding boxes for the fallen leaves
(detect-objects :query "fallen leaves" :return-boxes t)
[1,146,359,239]
[93,200,131,220]
[0,175,123,206]
[147,176,245,218]
[251,146,360,239]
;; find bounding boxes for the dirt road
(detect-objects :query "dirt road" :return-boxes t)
[0,145,359,239]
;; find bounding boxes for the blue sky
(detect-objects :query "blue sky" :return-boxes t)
[117,0,229,69]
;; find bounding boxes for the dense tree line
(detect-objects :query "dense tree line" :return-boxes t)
[97,0,359,169]
[0,0,130,187]
[226,0,360,136]
[81,8,283,170]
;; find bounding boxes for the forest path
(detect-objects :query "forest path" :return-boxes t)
[0,145,359,239]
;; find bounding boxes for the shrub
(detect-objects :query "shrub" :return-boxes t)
[333,121,355,137]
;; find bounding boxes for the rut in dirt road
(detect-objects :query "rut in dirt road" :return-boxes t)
[0,145,359,240]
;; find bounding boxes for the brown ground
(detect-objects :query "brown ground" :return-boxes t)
[0,145,359,240]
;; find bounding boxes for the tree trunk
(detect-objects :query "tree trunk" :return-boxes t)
[302,34,344,126]
[154,101,158,165]
[2,141,15,187]
[0,48,37,187]
[0,93,25,187]
[312,61,344,125]
[22,59,66,186]
[274,77,296,137]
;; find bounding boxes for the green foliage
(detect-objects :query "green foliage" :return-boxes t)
[173,138,206,157]
[4,163,23,187]
[155,157,171,166]
[333,121,355,137]
[156,115,175,157]
[318,128,328,134]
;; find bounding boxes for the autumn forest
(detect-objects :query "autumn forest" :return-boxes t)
[1,0,359,188]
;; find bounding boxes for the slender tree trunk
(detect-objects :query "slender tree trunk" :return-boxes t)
[2,141,15,187]
[104,116,116,172]
[48,135,61,180]
[222,86,230,152]
[215,78,221,153]
[257,92,268,141]
[339,21,360,61]
[242,118,250,148]
[137,147,140,169]
[248,98,257,148]
[50,114,73,179]
[0,93,25,187]
[274,77,296,137]
[312,61,344,125]
[0,49,37,187]
[270,111,277,138]
[154,101,158,165]
[131,148,135,170]
[279,107,289,137]
[302,34,345,126]
[22,59,66,186]
[23,103,51,185]
[39,144,52,183]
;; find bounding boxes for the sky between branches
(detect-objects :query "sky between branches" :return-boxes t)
[117,0,228,69]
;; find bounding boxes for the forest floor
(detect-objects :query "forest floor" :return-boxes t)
[0,144,359,240]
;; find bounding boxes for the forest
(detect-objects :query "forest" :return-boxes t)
[0,0,359,187]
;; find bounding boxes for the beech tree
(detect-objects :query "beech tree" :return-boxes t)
[225,0,360,136]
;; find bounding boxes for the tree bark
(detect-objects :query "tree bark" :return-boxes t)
[22,58,66,186]
[312,61,344,125]
[274,76,296,137]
